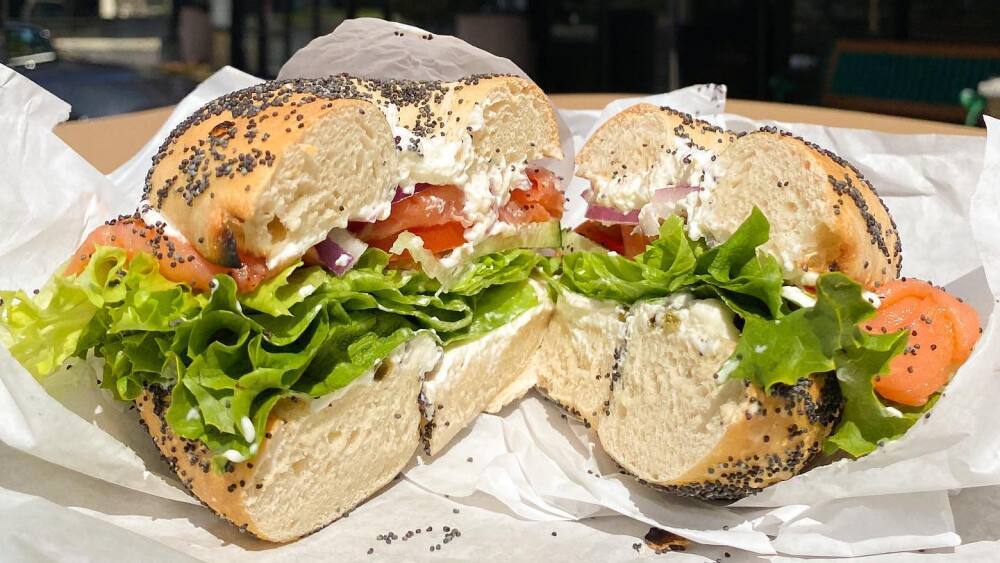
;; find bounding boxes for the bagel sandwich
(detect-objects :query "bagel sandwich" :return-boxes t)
[538,104,981,499]
[0,74,563,539]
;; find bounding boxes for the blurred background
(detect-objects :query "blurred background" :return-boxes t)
[2,0,999,124]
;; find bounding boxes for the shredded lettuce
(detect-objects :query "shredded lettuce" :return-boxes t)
[0,246,545,469]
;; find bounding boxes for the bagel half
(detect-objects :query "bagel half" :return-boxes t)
[695,127,900,289]
[137,334,440,542]
[597,296,841,500]
[542,105,888,499]
[144,79,399,270]
[419,281,554,455]
[136,74,567,528]
[536,106,733,427]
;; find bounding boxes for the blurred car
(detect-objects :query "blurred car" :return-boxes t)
[3,21,198,119]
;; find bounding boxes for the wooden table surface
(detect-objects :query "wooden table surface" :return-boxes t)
[55,94,984,175]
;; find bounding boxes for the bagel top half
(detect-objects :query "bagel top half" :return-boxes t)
[142,74,562,270]
[575,104,900,289]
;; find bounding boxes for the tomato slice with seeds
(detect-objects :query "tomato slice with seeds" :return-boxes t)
[574,220,625,255]
[862,278,981,406]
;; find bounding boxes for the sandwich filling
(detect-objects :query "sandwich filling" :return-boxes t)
[0,77,565,471]
[559,209,980,457]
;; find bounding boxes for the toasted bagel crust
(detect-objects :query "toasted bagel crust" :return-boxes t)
[659,375,841,500]
[703,127,900,288]
[144,81,398,268]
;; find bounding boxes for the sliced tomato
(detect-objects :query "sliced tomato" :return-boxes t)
[355,185,465,243]
[368,220,467,255]
[575,220,625,255]
[409,222,468,254]
[65,217,270,293]
[621,224,654,259]
[862,278,982,406]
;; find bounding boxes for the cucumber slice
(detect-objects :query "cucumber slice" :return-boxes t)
[561,230,610,254]
[473,220,562,258]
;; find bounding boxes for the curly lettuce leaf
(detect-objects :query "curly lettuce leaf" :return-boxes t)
[439,280,539,346]
[448,249,547,296]
[560,209,783,318]
[693,208,785,318]
[240,263,328,316]
[1,245,546,469]
[721,272,914,457]
[825,330,924,457]
[0,247,202,379]
[724,273,875,390]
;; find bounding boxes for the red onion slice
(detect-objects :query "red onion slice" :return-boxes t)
[585,204,640,224]
[392,183,433,204]
[314,229,369,276]
[652,185,701,204]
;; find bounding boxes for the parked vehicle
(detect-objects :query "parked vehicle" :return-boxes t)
[3,21,198,119]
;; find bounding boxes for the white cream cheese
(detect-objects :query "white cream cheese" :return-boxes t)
[140,206,187,242]
[781,285,817,308]
[222,449,248,463]
[265,191,392,270]
[589,135,722,214]
[558,289,626,349]
[239,415,256,443]
[661,294,739,357]
[862,290,882,308]
[266,240,312,270]
[379,101,531,249]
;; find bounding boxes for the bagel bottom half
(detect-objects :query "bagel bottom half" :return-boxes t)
[419,281,554,455]
[533,289,625,429]
[596,294,842,500]
[137,334,440,542]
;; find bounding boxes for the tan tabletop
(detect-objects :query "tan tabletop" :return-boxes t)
[56,94,984,175]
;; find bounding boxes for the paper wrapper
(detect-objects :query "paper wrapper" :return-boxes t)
[2,18,1000,559]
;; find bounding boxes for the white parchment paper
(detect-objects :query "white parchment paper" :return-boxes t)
[1,18,998,560]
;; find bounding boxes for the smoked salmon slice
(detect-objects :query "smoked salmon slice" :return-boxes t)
[863,278,981,406]
[64,216,269,293]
